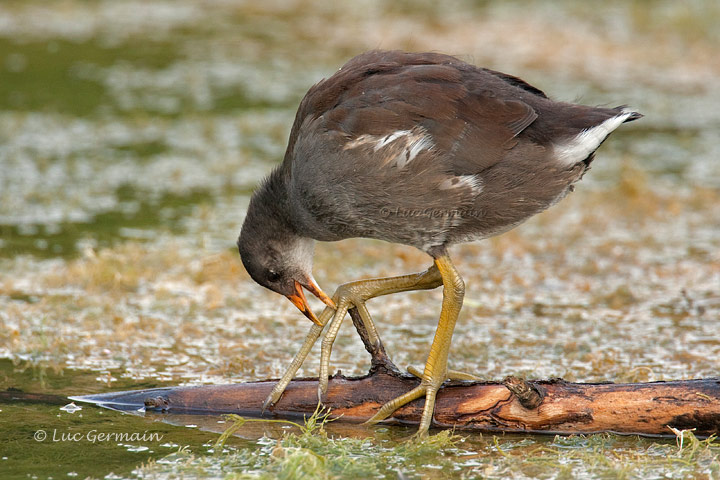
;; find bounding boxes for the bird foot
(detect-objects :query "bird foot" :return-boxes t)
[361,366,480,436]
[364,374,445,437]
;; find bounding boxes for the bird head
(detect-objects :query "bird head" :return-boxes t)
[237,179,335,325]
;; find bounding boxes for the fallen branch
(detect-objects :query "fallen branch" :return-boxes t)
[71,311,720,437]
[71,369,720,437]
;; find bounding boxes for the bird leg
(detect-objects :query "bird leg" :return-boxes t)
[365,252,464,437]
[405,365,481,382]
[262,264,442,411]
[262,308,329,413]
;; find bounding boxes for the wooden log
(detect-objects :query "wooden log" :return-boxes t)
[71,311,720,438]
[72,368,720,438]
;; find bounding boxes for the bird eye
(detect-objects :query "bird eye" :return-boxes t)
[267,270,282,283]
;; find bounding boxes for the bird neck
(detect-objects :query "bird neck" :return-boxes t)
[253,165,297,234]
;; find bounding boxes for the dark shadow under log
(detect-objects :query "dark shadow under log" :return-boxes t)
[72,369,720,438]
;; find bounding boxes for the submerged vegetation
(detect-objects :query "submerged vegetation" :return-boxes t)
[1,0,719,478]
[205,406,465,479]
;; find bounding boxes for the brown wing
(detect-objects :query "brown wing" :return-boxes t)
[284,51,546,246]
[283,50,539,176]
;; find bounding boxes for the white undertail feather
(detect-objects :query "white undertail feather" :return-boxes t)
[554,109,634,167]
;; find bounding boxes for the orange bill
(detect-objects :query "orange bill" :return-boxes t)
[303,278,336,309]
[286,281,321,325]
[285,279,336,326]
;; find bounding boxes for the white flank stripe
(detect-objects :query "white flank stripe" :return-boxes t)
[374,130,411,151]
[554,109,634,166]
[344,126,434,168]
[407,135,434,162]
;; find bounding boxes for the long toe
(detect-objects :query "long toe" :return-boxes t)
[364,382,443,437]
[364,385,427,426]
[406,365,482,382]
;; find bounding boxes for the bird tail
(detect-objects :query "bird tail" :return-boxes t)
[554,107,641,167]
[614,105,643,123]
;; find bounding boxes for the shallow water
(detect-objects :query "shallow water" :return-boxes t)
[1,0,720,478]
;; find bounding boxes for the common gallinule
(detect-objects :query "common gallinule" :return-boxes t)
[238,50,641,436]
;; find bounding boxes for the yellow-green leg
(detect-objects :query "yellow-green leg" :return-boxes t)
[405,365,481,382]
[263,265,443,410]
[262,306,332,412]
[365,252,465,436]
